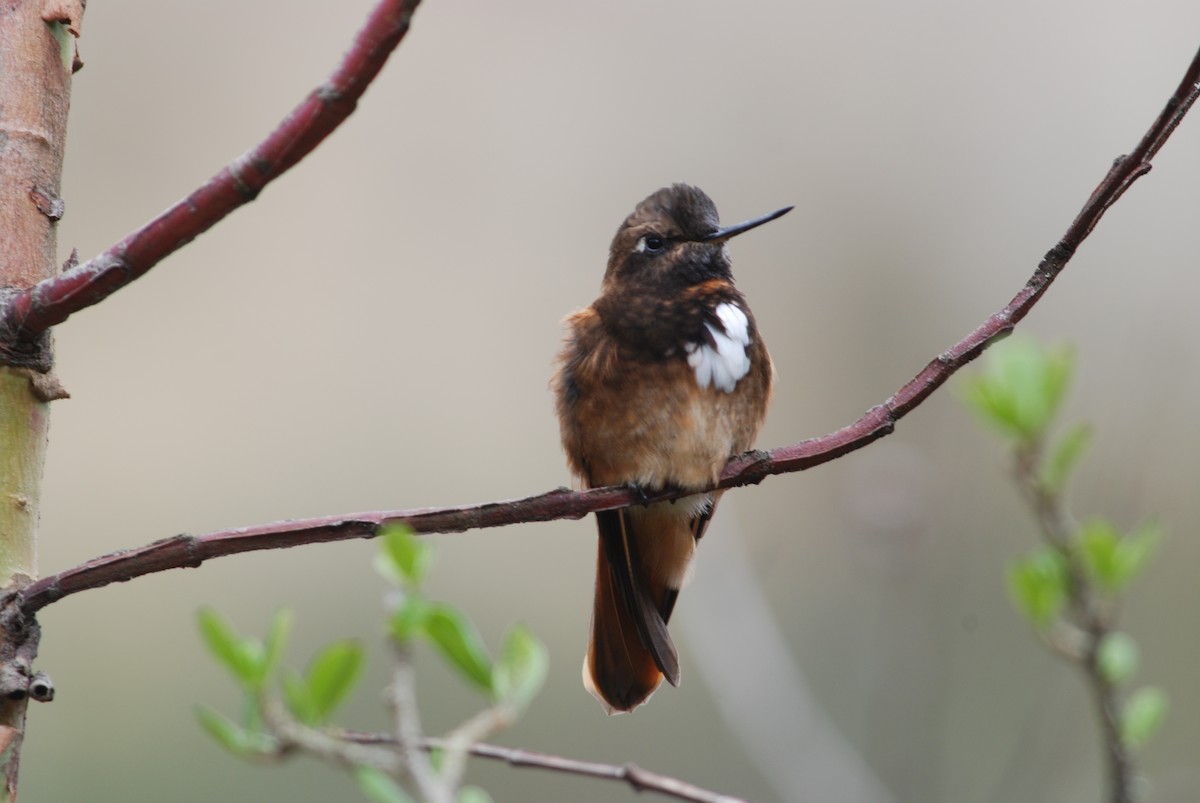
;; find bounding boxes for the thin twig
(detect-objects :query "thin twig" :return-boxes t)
[1011,448,1134,803]
[260,699,403,775]
[438,703,516,794]
[386,643,450,803]
[0,0,423,339]
[14,45,1200,618]
[245,645,741,803]
[341,732,750,803]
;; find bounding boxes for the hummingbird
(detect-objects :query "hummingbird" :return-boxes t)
[553,184,790,713]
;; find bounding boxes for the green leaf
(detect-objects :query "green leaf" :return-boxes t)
[1078,519,1122,589]
[281,668,318,726]
[1097,632,1140,685]
[960,375,1017,437]
[1007,547,1069,626]
[960,337,1074,443]
[1079,519,1161,592]
[1123,686,1168,749]
[304,640,365,724]
[262,608,293,682]
[196,607,247,677]
[1116,521,1162,586]
[422,603,494,692]
[377,525,434,588]
[195,704,275,757]
[491,624,548,711]
[1039,421,1092,494]
[195,704,251,755]
[458,787,495,803]
[389,595,431,645]
[197,608,265,689]
[353,766,416,803]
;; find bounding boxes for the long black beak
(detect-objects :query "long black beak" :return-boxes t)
[700,205,793,244]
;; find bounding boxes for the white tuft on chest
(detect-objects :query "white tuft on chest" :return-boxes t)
[685,302,752,393]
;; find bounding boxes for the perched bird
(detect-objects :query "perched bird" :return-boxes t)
[553,184,790,713]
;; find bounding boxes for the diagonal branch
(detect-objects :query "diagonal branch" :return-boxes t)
[0,0,423,340]
[15,44,1200,618]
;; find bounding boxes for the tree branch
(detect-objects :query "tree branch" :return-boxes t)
[14,44,1200,619]
[341,732,749,803]
[0,0,423,340]
[1013,442,1136,803]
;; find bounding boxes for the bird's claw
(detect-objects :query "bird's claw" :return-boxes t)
[627,482,652,506]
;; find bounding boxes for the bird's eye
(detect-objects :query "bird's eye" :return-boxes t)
[637,234,667,255]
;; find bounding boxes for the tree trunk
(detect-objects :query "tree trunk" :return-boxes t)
[0,2,82,798]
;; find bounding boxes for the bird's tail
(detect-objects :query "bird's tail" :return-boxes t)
[583,503,699,714]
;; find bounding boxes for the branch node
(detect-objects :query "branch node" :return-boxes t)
[61,248,79,274]
[225,159,263,202]
[26,673,52,704]
[316,83,346,105]
[180,534,203,569]
[0,590,43,706]
[39,0,84,37]
[991,316,1015,340]
[879,401,898,431]
[0,294,53,371]
[741,448,774,483]
[12,368,69,402]
[28,186,64,221]
[1032,241,1076,284]
[621,762,651,791]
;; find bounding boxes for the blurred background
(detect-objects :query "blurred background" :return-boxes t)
[25,0,1200,800]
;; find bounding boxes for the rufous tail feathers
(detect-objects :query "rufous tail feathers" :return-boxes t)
[584,506,698,714]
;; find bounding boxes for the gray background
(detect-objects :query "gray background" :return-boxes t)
[25,1,1200,801]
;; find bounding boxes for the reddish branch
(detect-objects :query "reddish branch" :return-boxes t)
[15,45,1200,617]
[0,0,423,338]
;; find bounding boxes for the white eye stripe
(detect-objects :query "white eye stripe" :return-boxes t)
[685,302,752,393]
[634,237,647,253]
